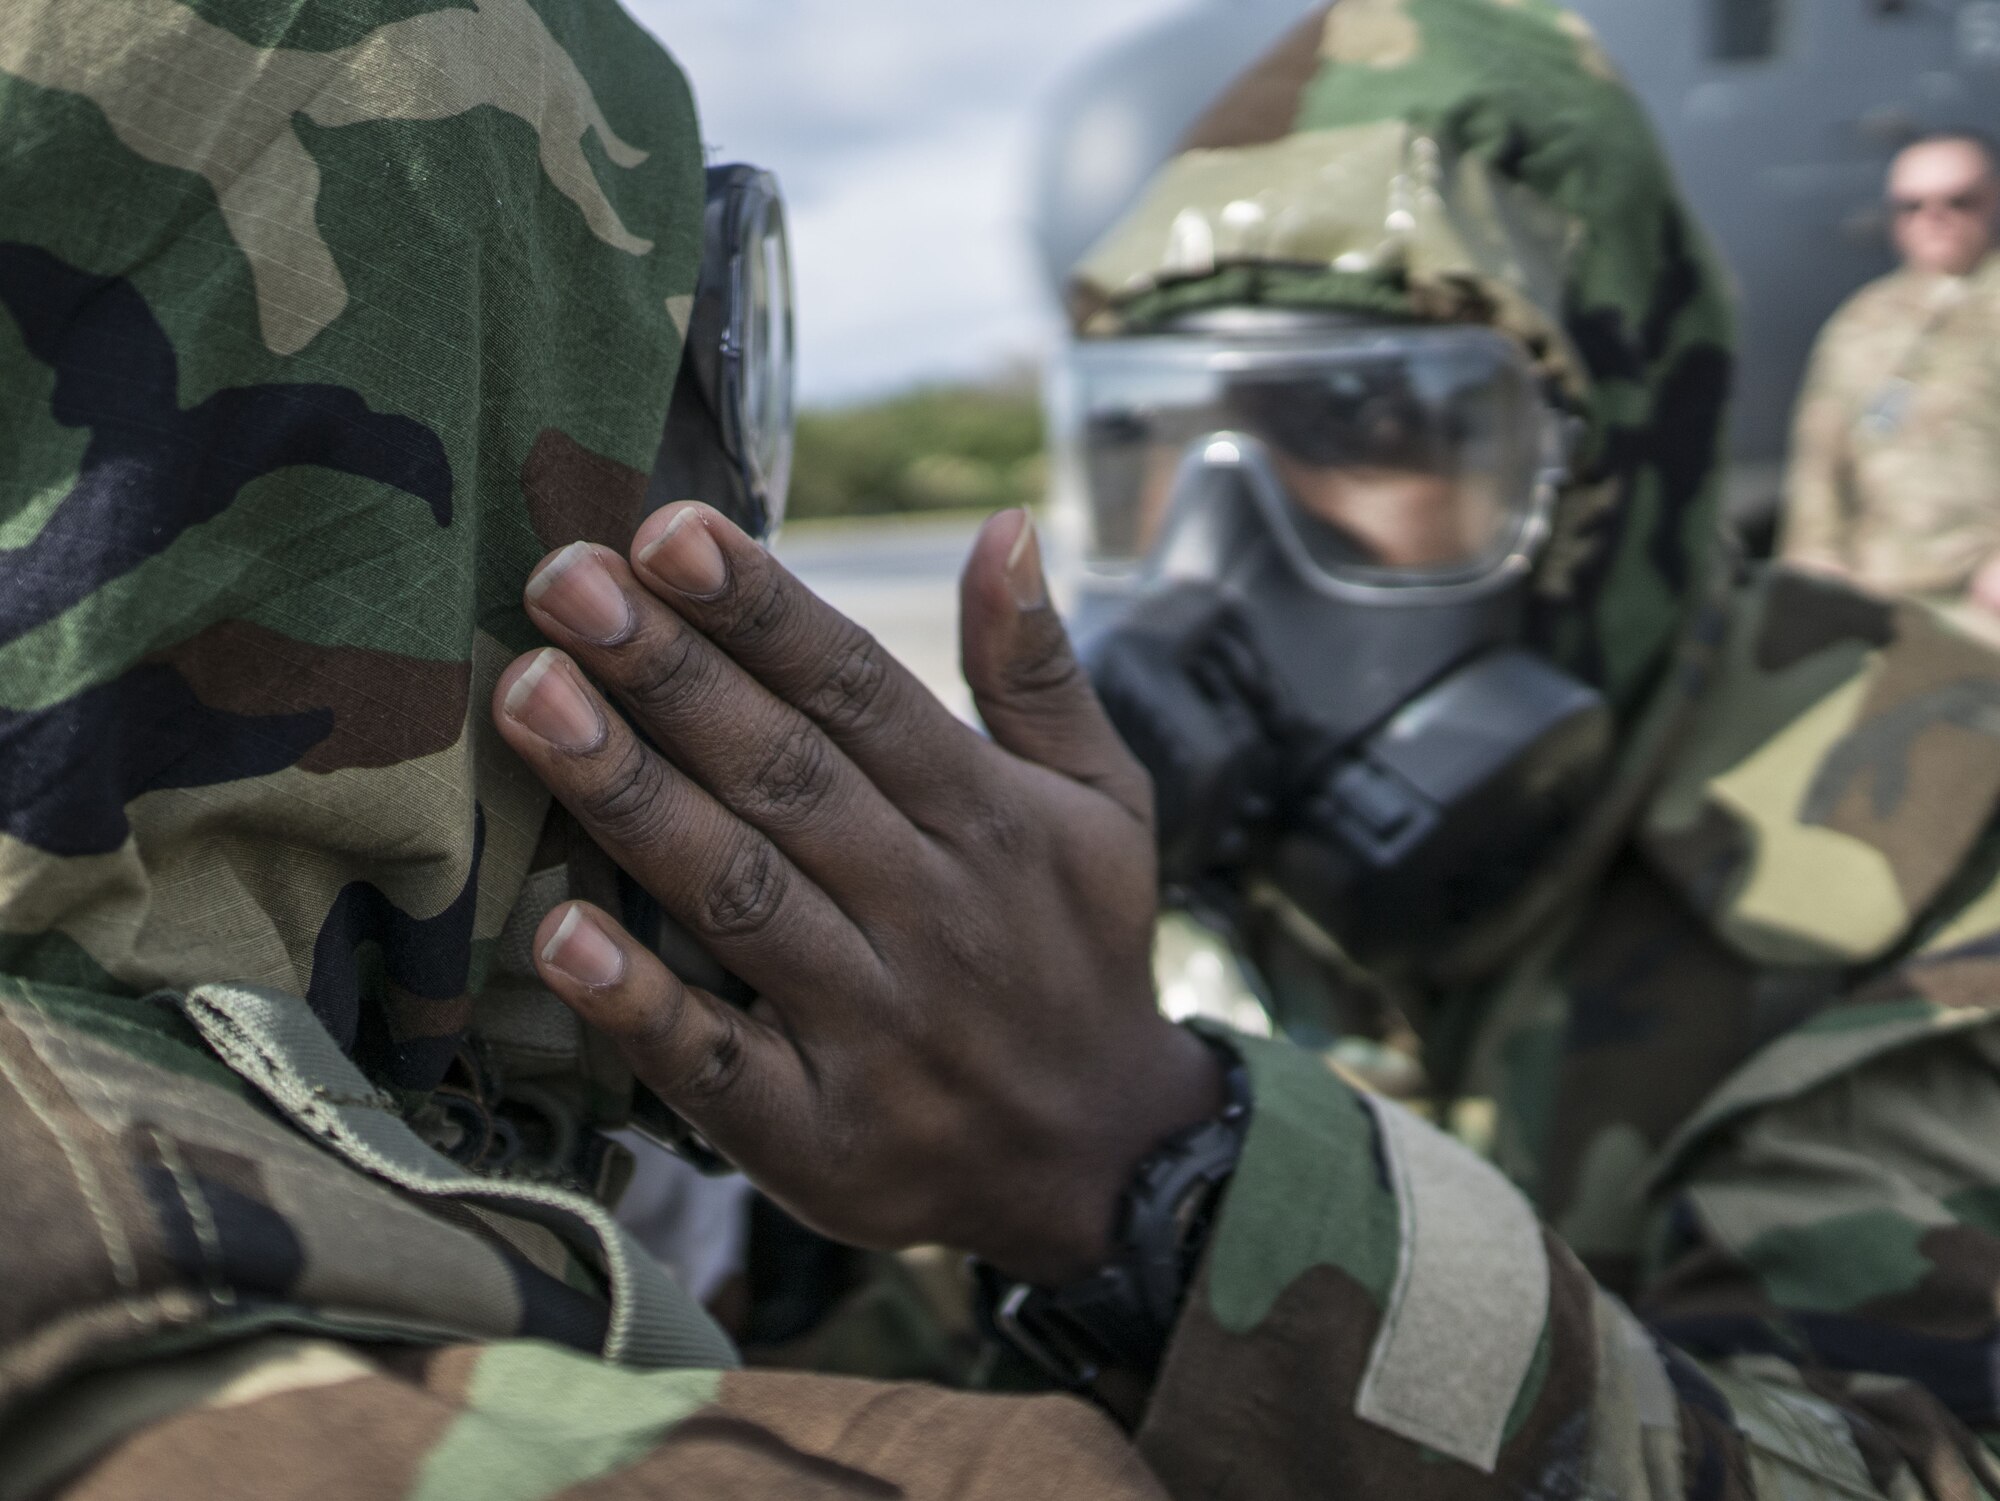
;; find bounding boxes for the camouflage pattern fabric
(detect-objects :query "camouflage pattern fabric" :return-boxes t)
[1184,568,2000,1499]
[13,1334,1167,1499]
[0,0,760,1455]
[1780,255,2000,628]
[11,2,2000,1500]
[0,0,703,1095]
[1111,6,2000,1500]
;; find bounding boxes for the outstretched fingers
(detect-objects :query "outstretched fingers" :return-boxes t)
[492,647,882,1008]
[533,900,812,1158]
[521,540,928,899]
[629,503,984,815]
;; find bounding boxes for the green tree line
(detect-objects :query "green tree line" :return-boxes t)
[788,377,1047,522]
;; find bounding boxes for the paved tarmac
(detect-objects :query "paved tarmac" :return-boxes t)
[774,514,986,724]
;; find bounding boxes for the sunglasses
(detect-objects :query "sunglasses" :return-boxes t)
[1890,189,1995,218]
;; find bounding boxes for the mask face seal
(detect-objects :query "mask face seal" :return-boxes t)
[1063,325,1609,971]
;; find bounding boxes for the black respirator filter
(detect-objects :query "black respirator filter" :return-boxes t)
[1082,461,1610,967]
[1087,587,1278,881]
[1272,647,1610,962]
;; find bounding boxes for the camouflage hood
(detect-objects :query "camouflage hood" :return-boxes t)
[0,0,701,1091]
[1068,0,1737,713]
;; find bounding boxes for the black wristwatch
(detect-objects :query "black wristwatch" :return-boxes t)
[974,1031,1252,1390]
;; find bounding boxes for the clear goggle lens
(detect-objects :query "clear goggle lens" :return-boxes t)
[673,165,796,539]
[728,180,796,529]
[1052,326,1563,594]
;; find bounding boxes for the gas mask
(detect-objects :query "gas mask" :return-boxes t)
[1054,310,1611,970]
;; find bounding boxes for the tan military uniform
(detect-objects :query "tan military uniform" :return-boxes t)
[1782,253,2000,628]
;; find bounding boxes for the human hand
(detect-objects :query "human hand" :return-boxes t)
[1970,553,2000,616]
[491,504,1222,1285]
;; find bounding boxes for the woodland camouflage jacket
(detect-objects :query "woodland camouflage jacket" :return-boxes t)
[6,1,2000,1499]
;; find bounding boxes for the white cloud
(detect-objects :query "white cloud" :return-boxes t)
[624,0,1182,403]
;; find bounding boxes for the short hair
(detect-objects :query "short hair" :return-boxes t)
[1896,129,2000,179]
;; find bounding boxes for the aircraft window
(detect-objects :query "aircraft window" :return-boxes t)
[1710,0,1783,60]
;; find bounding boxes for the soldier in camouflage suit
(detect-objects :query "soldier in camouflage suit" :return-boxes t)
[1050,2,2000,1496]
[3,3,2000,1501]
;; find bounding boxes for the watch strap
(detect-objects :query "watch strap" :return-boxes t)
[975,1032,1251,1389]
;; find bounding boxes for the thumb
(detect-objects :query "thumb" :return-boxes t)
[960,509,1151,819]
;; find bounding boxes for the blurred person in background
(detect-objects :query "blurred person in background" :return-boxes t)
[1781,131,2000,632]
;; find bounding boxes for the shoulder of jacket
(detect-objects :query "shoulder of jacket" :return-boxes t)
[1636,566,2000,969]
[1821,269,1923,333]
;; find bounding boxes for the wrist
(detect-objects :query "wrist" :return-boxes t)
[994,1019,1228,1286]
[975,1028,1250,1391]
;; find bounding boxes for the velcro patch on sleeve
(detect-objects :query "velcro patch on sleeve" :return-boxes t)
[1353,1092,1551,1471]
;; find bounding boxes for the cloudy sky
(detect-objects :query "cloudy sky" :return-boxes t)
[624,0,1186,405]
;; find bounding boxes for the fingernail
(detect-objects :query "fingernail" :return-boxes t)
[637,506,729,598]
[541,903,627,988]
[502,649,605,752]
[1005,512,1047,611]
[526,543,634,644]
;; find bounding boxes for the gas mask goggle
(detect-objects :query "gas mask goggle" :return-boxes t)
[649,164,796,540]
[1055,310,1611,970]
